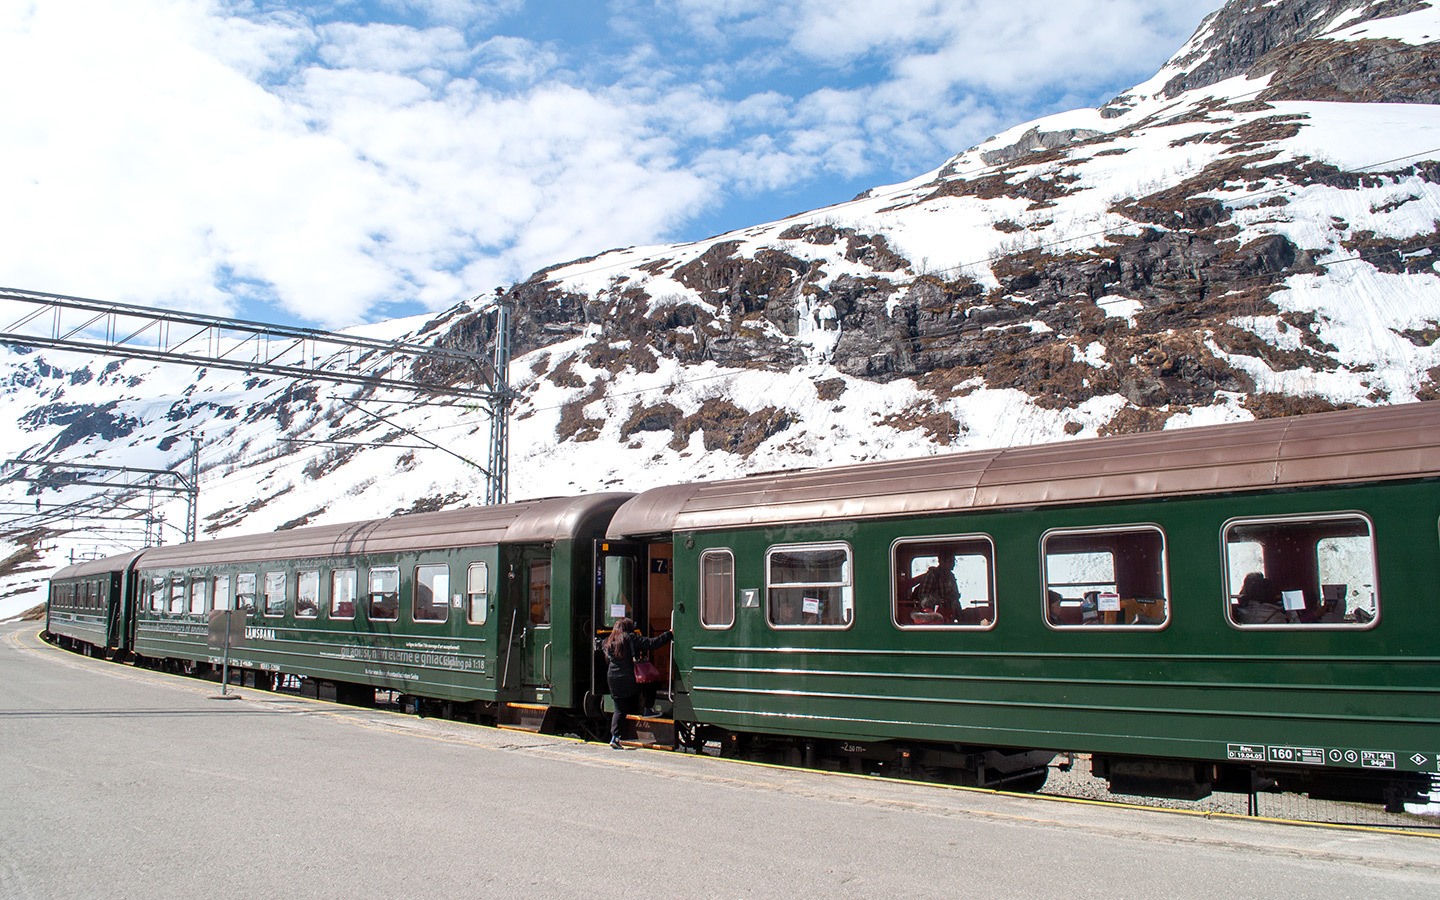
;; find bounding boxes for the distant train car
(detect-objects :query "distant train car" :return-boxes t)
[129,494,630,719]
[606,402,1440,807]
[46,550,143,658]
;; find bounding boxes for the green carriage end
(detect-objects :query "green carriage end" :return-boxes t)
[47,549,144,658]
[128,494,631,713]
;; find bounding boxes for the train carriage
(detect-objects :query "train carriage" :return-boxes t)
[606,402,1440,806]
[46,550,143,658]
[130,494,631,716]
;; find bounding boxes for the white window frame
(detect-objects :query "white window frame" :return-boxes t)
[296,570,320,619]
[1222,512,1379,630]
[700,549,736,629]
[891,534,997,630]
[368,567,400,622]
[765,542,854,630]
[263,572,287,618]
[213,574,232,611]
[466,562,489,625]
[413,564,450,623]
[330,568,357,620]
[1041,524,1170,630]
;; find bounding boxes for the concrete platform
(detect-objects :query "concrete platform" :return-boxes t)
[2,621,1437,899]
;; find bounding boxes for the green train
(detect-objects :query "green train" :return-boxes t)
[46,402,1440,809]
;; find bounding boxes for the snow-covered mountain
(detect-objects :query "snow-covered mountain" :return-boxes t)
[4,0,1439,617]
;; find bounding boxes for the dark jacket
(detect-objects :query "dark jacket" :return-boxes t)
[605,630,673,700]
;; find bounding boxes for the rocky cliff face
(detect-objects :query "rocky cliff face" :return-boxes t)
[1145,0,1434,101]
[433,0,1439,456]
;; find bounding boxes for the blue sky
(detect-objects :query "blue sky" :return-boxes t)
[0,0,1221,328]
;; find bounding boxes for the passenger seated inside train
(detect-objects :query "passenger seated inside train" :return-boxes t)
[909,552,960,623]
[1234,572,1285,624]
[1047,591,1082,626]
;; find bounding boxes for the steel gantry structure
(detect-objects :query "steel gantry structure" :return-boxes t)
[0,286,516,546]
[4,437,200,542]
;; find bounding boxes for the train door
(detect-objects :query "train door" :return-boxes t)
[594,541,674,683]
[506,547,553,695]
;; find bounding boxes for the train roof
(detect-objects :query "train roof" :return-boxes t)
[137,493,633,570]
[51,549,147,581]
[606,401,1440,537]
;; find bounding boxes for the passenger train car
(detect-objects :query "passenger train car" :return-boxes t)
[46,402,1440,809]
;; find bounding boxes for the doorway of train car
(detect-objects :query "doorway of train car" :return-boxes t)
[594,541,674,701]
[501,546,554,699]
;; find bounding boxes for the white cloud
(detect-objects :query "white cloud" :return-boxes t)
[316,22,473,73]
[0,0,719,326]
[0,0,1223,327]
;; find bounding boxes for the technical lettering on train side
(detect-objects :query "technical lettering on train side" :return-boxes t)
[365,667,419,681]
[1228,743,1422,770]
[320,644,484,672]
[1267,745,1325,766]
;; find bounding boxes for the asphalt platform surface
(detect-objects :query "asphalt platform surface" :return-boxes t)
[2,621,1437,899]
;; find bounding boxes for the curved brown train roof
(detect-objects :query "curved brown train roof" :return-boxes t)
[607,402,1440,538]
[136,493,633,571]
[52,550,146,581]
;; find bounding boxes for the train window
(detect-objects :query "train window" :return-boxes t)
[236,573,258,613]
[700,550,735,628]
[466,563,488,625]
[600,555,636,625]
[169,578,186,615]
[296,570,320,619]
[331,569,357,619]
[1043,527,1169,628]
[148,576,164,613]
[414,564,449,622]
[263,572,286,617]
[213,575,232,611]
[893,536,995,628]
[528,560,552,627]
[369,567,399,621]
[1223,514,1378,628]
[189,578,208,615]
[766,543,853,629]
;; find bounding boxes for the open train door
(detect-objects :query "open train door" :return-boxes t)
[591,541,642,711]
[591,540,674,710]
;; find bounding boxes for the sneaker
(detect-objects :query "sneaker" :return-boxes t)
[642,707,658,717]
[609,738,622,749]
